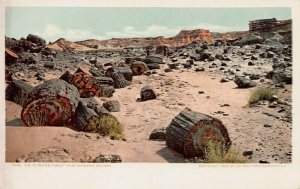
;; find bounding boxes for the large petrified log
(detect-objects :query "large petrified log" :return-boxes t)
[69,72,102,97]
[166,109,231,158]
[130,61,149,76]
[21,79,80,127]
[105,67,133,81]
[6,79,33,107]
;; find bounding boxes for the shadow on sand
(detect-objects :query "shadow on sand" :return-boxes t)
[6,118,24,127]
[156,146,185,163]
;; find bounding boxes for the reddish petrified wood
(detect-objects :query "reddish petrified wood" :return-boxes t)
[68,72,102,98]
[21,79,80,127]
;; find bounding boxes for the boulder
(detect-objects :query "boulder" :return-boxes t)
[234,76,256,88]
[103,100,121,112]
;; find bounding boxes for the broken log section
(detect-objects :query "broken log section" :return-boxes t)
[140,85,157,101]
[166,109,231,158]
[6,79,33,107]
[109,72,128,89]
[69,72,103,98]
[21,79,80,127]
[105,67,133,81]
[44,61,56,69]
[130,61,149,76]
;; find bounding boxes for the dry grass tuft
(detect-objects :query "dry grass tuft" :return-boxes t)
[201,141,248,163]
[248,87,278,105]
[87,114,124,140]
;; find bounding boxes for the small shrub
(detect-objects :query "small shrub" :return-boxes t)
[87,114,124,140]
[201,141,248,163]
[248,87,278,104]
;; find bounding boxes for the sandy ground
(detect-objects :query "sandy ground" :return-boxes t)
[5,67,292,163]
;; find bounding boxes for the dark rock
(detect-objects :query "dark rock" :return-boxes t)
[243,151,253,156]
[149,128,166,140]
[144,55,163,64]
[234,76,256,88]
[248,61,255,66]
[26,34,46,47]
[249,74,260,80]
[92,154,122,163]
[59,71,73,82]
[168,63,178,69]
[90,68,104,77]
[264,124,272,128]
[259,160,270,164]
[140,85,156,101]
[164,68,172,72]
[220,78,230,83]
[147,63,160,70]
[267,68,292,84]
[103,100,120,112]
[195,67,205,72]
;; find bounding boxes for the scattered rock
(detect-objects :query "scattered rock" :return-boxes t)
[140,85,157,101]
[243,151,253,156]
[234,76,256,88]
[16,146,74,162]
[103,100,121,112]
[149,128,166,140]
[92,154,122,163]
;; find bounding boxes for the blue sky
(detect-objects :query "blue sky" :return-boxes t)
[5,7,291,42]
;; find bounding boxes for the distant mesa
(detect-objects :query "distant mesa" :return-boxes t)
[35,18,292,52]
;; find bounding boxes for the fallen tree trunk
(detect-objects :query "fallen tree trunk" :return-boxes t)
[59,71,73,82]
[73,100,123,139]
[146,63,160,70]
[21,79,80,127]
[69,72,103,97]
[105,67,133,81]
[109,72,128,89]
[130,61,149,76]
[44,61,56,69]
[166,109,231,158]
[6,79,33,107]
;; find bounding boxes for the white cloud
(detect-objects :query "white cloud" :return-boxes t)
[36,23,247,42]
[36,24,104,42]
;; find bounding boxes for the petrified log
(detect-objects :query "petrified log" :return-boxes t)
[89,68,104,77]
[103,100,120,112]
[105,67,133,81]
[59,71,73,82]
[21,79,80,127]
[5,69,13,83]
[74,67,93,76]
[44,61,56,69]
[144,55,163,64]
[130,61,149,76]
[146,63,160,70]
[73,100,118,133]
[6,79,33,107]
[101,85,115,97]
[140,85,157,101]
[109,72,128,89]
[95,77,114,86]
[165,109,231,158]
[69,72,102,97]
